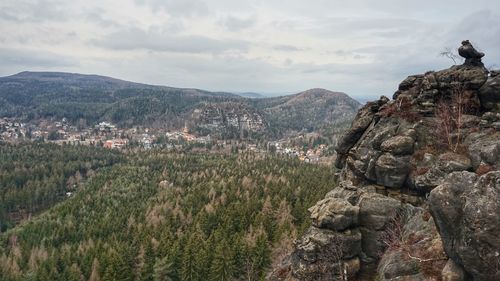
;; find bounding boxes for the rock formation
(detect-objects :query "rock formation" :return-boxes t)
[430,171,500,281]
[269,41,500,281]
[458,40,485,67]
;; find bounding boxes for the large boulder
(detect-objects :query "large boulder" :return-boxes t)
[429,171,500,281]
[357,193,403,261]
[465,131,500,170]
[380,135,415,155]
[291,227,362,281]
[378,251,425,281]
[309,197,359,231]
[414,153,472,192]
[375,153,411,188]
[358,193,402,230]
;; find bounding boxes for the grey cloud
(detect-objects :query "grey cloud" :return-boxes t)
[85,9,121,28]
[221,15,256,32]
[333,18,421,31]
[0,48,77,71]
[94,28,249,54]
[0,0,69,22]
[127,52,428,97]
[90,54,283,92]
[273,45,304,52]
[259,0,499,21]
[327,49,366,60]
[135,0,209,17]
[301,17,425,40]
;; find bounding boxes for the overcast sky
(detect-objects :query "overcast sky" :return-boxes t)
[1,0,500,99]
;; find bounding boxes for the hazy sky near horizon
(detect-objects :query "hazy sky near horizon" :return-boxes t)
[1,0,500,98]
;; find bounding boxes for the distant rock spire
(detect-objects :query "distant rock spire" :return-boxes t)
[458,40,485,67]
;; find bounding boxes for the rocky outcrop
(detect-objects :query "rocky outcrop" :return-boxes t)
[392,65,487,116]
[335,97,388,169]
[291,227,362,281]
[270,41,500,281]
[458,40,485,67]
[479,71,500,112]
[192,102,266,136]
[429,171,500,281]
[288,186,403,281]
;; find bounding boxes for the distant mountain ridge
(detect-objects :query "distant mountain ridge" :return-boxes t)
[233,92,266,99]
[2,71,236,97]
[0,71,361,138]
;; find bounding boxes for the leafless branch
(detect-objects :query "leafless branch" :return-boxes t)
[439,48,461,65]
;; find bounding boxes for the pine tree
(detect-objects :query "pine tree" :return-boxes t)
[181,235,198,281]
[102,249,132,281]
[252,234,271,279]
[209,243,235,281]
[153,256,174,281]
[65,264,84,281]
[140,244,155,281]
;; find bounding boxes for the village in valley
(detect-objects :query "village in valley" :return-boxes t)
[0,117,334,164]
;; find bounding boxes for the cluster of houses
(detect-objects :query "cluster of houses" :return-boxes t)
[1,118,219,150]
[1,118,333,164]
[0,118,27,140]
[269,141,327,163]
[1,118,140,148]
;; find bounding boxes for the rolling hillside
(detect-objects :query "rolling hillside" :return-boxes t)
[0,72,360,137]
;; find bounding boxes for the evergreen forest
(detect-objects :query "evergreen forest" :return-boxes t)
[0,143,335,281]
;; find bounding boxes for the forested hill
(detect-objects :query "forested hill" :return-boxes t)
[0,148,335,281]
[0,71,360,137]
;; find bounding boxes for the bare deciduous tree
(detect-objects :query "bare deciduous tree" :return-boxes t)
[439,48,462,65]
[316,234,347,281]
[435,84,471,152]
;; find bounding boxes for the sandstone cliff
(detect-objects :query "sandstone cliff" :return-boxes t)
[270,41,500,281]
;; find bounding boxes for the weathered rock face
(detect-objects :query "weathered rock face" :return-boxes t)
[413,152,472,192]
[429,171,500,281]
[270,41,499,281]
[192,102,265,136]
[375,153,411,188]
[479,71,500,112]
[393,65,487,116]
[465,130,500,171]
[380,135,415,155]
[288,188,403,281]
[291,227,362,281]
[358,193,403,264]
[335,97,388,169]
[377,205,447,281]
[309,197,359,231]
